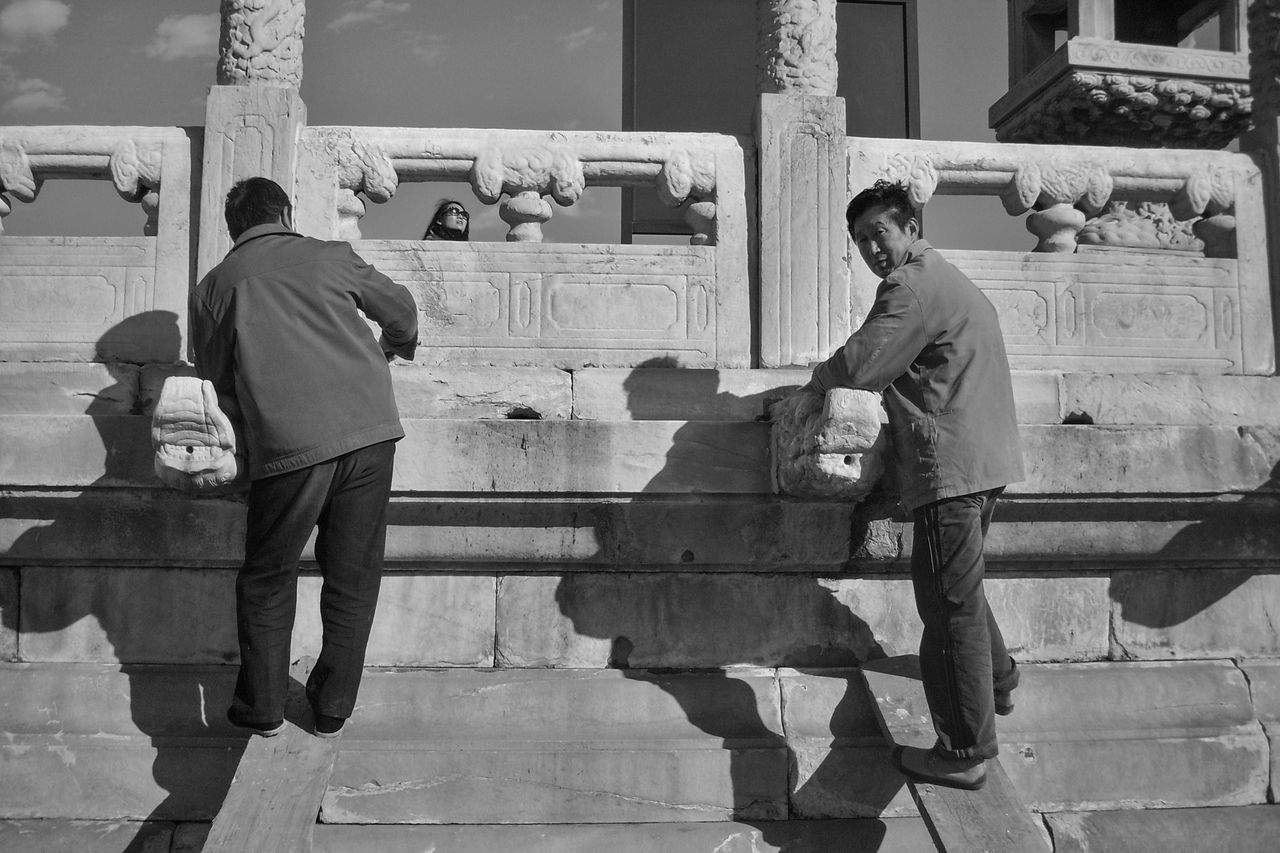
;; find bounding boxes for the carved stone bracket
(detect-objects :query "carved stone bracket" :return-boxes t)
[658,149,718,245]
[878,152,940,208]
[770,388,890,501]
[470,144,585,242]
[996,71,1251,148]
[217,0,306,87]
[110,139,165,236]
[0,138,38,235]
[332,136,397,241]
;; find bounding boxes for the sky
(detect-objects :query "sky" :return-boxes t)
[0,0,1029,249]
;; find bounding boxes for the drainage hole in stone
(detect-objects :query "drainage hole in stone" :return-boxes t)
[680,550,695,563]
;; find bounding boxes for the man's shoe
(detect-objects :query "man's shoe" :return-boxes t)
[226,706,285,738]
[891,745,987,790]
[994,694,1014,716]
[314,713,346,739]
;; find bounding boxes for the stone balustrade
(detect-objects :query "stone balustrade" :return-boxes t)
[848,136,1274,375]
[0,126,194,363]
[296,126,751,368]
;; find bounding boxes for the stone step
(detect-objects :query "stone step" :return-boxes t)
[3,413,1278,495]
[0,661,1266,824]
[11,362,1280,427]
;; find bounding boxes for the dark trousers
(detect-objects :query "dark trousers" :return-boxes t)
[230,440,396,724]
[911,487,1019,760]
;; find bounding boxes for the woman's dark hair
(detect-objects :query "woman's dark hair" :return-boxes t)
[422,198,471,241]
[846,179,917,233]
[225,177,291,240]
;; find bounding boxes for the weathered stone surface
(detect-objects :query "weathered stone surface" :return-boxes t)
[324,668,788,824]
[1241,659,1280,790]
[0,569,15,661]
[0,820,174,852]
[998,660,1267,810]
[781,670,917,819]
[293,574,495,667]
[495,573,890,669]
[1044,805,1280,853]
[771,389,889,500]
[1112,570,1280,659]
[217,0,305,86]
[0,363,138,415]
[16,568,493,666]
[572,367,810,421]
[138,362,198,416]
[1060,374,1280,426]
[1011,371,1061,424]
[391,366,572,419]
[310,819,936,852]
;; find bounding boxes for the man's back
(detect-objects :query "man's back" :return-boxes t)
[191,223,419,480]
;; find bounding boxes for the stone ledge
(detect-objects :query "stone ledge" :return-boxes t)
[1044,805,1280,853]
[0,819,177,852]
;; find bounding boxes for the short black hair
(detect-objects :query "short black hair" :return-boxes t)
[846,179,917,232]
[224,177,291,240]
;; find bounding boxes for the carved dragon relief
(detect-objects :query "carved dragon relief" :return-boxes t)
[217,0,306,87]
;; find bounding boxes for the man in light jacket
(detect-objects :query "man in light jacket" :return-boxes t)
[808,180,1024,789]
[191,177,419,738]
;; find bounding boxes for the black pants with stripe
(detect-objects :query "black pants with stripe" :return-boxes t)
[911,487,1019,760]
[230,440,396,725]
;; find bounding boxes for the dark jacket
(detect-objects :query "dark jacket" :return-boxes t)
[811,239,1024,510]
[190,223,419,480]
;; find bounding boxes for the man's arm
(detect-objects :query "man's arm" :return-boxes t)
[347,251,419,360]
[809,277,928,394]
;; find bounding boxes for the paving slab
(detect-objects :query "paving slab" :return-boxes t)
[323,667,789,824]
[309,818,937,852]
[1044,805,1280,853]
[0,819,174,853]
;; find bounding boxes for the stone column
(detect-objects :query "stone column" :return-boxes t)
[756,0,850,367]
[1243,0,1280,355]
[198,0,308,280]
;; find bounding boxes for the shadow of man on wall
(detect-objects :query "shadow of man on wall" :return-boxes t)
[2,311,250,851]
[553,358,904,850]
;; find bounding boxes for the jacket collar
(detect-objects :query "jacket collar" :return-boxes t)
[898,238,933,267]
[230,221,300,251]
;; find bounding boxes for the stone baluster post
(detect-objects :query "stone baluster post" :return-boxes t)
[1243,0,1280,346]
[198,0,308,280]
[499,190,553,243]
[756,0,850,367]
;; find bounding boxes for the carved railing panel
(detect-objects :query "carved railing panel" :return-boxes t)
[848,137,1273,375]
[295,127,749,368]
[0,127,194,363]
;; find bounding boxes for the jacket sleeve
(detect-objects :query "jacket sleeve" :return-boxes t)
[810,277,928,394]
[348,249,420,360]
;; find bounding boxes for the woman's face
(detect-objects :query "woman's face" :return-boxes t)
[439,204,469,234]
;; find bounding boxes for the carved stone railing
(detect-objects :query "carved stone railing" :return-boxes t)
[0,126,194,363]
[846,136,1274,375]
[294,127,750,368]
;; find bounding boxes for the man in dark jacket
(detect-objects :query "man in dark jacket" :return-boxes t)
[191,177,419,738]
[808,180,1024,790]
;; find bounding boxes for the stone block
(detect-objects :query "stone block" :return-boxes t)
[390,365,572,419]
[495,573,890,669]
[394,419,771,494]
[1011,371,1061,424]
[572,367,811,421]
[292,573,495,667]
[0,663,242,820]
[18,567,239,664]
[324,668,788,824]
[1060,374,1280,426]
[0,820,174,852]
[0,569,15,661]
[1111,569,1280,659]
[1044,806,1280,853]
[0,363,138,415]
[998,660,1267,810]
[780,670,917,819]
[1015,424,1280,495]
[311,819,937,852]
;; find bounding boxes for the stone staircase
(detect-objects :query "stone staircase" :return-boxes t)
[3,363,1280,851]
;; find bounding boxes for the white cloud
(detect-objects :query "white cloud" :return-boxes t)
[327,0,411,32]
[0,0,69,45]
[2,75,65,112]
[407,31,447,64]
[557,25,601,53]
[143,14,218,61]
